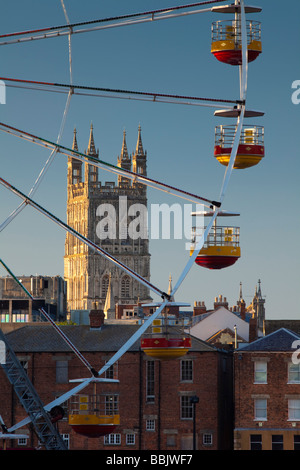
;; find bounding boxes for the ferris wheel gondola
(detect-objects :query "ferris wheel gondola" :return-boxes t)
[190,209,241,269]
[140,300,192,360]
[67,378,120,438]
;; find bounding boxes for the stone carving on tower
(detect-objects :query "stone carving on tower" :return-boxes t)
[64,124,152,314]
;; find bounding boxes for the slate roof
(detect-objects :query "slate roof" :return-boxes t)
[4,323,216,354]
[237,328,300,352]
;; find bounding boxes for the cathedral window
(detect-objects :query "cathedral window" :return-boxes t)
[102,275,109,298]
[121,276,131,298]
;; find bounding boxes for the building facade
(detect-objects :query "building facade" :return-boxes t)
[64,125,152,314]
[234,328,300,450]
[0,275,66,323]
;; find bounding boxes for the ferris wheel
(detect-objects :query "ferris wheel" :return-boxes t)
[0,0,264,443]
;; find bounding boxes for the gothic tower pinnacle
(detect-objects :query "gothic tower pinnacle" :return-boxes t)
[85,123,99,186]
[132,125,147,189]
[67,127,82,187]
[117,130,132,186]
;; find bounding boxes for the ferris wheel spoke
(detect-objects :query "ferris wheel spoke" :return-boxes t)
[0,1,226,46]
[0,77,241,109]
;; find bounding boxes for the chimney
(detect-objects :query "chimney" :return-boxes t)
[89,303,105,329]
[249,317,257,343]
[240,299,246,320]
[214,295,229,310]
[193,301,207,316]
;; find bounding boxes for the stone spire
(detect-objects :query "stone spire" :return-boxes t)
[120,129,129,160]
[68,127,82,186]
[72,127,78,152]
[132,125,147,182]
[237,281,246,319]
[135,124,144,157]
[252,279,265,332]
[117,129,131,186]
[104,272,116,319]
[257,279,262,298]
[85,123,99,186]
[87,123,97,156]
[239,281,243,301]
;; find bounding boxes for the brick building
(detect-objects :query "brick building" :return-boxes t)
[234,328,300,450]
[0,311,233,450]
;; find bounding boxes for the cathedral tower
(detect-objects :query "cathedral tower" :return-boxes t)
[64,125,152,314]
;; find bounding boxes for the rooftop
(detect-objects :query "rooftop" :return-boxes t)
[4,323,216,355]
[236,328,300,352]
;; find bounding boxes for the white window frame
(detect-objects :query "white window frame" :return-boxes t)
[288,399,300,421]
[254,361,267,384]
[104,433,121,445]
[146,419,155,431]
[288,362,300,383]
[254,398,267,421]
[126,433,135,445]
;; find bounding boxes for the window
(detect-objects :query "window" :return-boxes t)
[288,399,300,420]
[181,396,193,420]
[126,434,135,445]
[146,419,155,431]
[104,433,121,445]
[272,435,283,451]
[121,276,131,298]
[146,361,155,402]
[288,362,300,383]
[105,361,118,380]
[18,437,28,446]
[254,398,267,420]
[62,434,70,449]
[105,395,119,415]
[203,434,213,446]
[294,435,300,450]
[101,275,109,298]
[254,361,267,383]
[56,360,68,384]
[181,360,193,382]
[250,434,262,450]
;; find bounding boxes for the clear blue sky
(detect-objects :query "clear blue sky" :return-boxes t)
[0,1,299,319]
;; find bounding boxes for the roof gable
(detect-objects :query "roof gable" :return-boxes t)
[189,306,250,342]
[237,328,300,352]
